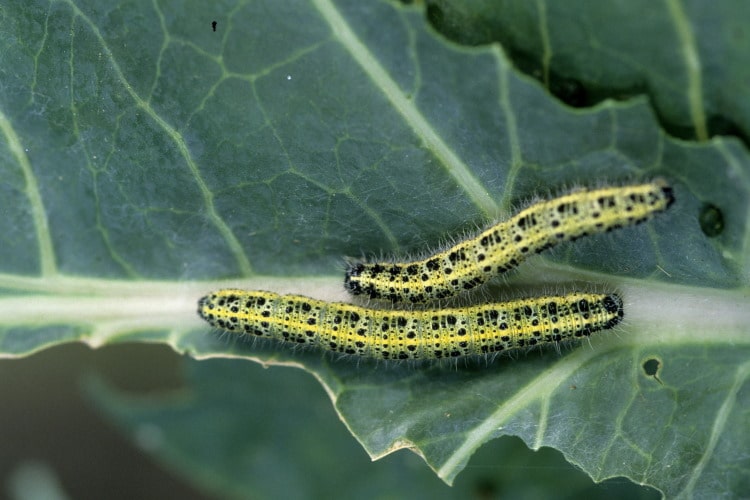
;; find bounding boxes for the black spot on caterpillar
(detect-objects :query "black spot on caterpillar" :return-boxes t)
[344,180,674,303]
[198,289,624,360]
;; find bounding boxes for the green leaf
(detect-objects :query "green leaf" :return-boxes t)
[425,0,750,142]
[88,356,660,499]
[1,0,749,497]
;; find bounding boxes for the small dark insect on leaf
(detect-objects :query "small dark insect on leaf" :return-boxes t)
[212,21,217,32]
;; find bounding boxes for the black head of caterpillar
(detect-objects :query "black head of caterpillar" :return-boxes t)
[344,179,674,303]
[198,289,624,361]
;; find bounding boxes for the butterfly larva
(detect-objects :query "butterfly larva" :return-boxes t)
[198,289,623,360]
[344,180,674,303]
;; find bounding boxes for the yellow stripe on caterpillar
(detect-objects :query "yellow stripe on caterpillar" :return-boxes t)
[198,289,624,360]
[345,179,674,303]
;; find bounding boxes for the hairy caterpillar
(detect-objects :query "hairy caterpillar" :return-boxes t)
[198,289,623,360]
[345,180,674,303]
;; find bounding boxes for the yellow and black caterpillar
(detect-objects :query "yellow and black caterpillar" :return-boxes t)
[345,180,674,303]
[198,289,623,360]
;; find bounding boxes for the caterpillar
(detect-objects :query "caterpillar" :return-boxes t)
[344,180,674,303]
[198,289,623,360]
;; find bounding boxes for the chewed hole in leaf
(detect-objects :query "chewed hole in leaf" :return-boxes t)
[699,203,725,237]
[642,357,663,384]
